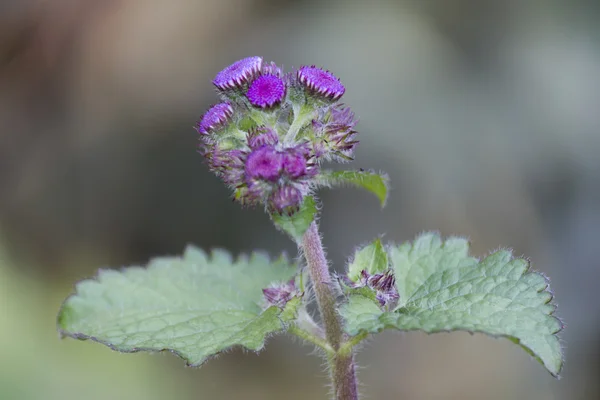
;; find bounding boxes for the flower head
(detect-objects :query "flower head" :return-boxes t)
[246,75,286,108]
[297,66,345,100]
[263,279,299,308]
[197,57,358,215]
[213,56,263,90]
[196,102,233,135]
[353,269,399,309]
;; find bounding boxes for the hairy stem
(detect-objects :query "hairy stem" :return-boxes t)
[288,325,334,354]
[332,353,358,400]
[302,222,358,400]
[297,308,326,339]
[339,331,369,357]
[302,223,341,347]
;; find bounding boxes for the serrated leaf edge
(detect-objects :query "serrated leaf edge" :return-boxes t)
[57,247,299,367]
[344,232,565,377]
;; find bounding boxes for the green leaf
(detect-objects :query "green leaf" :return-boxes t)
[58,247,300,367]
[315,170,389,207]
[347,238,388,281]
[341,233,564,377]
[270,196,317,242]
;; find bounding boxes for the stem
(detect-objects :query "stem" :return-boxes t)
[288,325,334,355]
[284,106,314,143]
[297,308,326,339]
[339,331,369,357]
[302,223,341,347]
[302,222,359,400]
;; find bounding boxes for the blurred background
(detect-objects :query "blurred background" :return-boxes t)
[1,0,599,399]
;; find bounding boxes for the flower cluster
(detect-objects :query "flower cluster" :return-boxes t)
[196,56,358,214]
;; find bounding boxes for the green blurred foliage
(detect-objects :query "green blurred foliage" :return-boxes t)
[0,237,194,400]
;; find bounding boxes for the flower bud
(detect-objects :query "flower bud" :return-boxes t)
[313,105,358,161]
[282,148,308,179]
[247,126,279,150]
[196,102,233,135]
[245,145,283,182]
[368,272,396,294]
[213,56,263,90]
[262,279,298,308]
[269,185,303,215]
[297,66,345,100]
[352,269,399,309]
[206,148,246,186]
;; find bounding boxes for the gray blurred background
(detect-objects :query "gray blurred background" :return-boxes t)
[1,0,599,399]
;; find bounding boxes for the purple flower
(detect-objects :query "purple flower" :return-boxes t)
[263,279,298,308]
[198,58,360,214]
[352,269,399,309]
[297,66,345,100]
[197,102,233,135]
[245,146,283,182]
[213,56,263,90]
[246,75,286,108]
[269,185,303,215]
[248,126,279,149]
